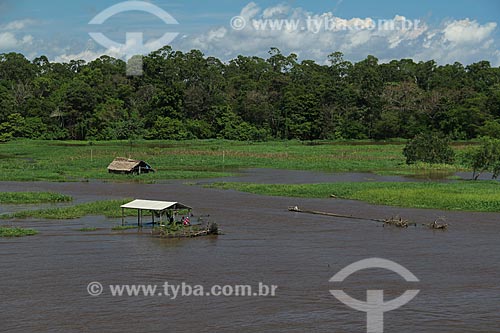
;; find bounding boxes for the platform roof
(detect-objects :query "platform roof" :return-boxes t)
[121,200,191,211]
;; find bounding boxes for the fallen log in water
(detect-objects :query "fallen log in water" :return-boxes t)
[288,206,448,230]
[288,206,385,223]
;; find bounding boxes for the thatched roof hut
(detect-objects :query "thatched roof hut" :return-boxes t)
[107,158,155,174]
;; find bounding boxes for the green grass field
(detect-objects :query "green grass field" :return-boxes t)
[208,181,500,212]
[0,192,72,204]
[0,139,473,182]
[2,139,494,214]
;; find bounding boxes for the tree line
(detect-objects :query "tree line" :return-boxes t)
[1,46,500,141]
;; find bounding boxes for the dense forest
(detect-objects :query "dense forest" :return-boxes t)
[1,46,500,142]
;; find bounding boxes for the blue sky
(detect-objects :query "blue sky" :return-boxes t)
[1,0,499,65]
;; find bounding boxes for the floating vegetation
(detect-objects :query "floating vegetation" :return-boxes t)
[0,227,38,238]
[78,227,98,232]
[2,199,133,220]
[0,192,72,204]
[152,222,220,238]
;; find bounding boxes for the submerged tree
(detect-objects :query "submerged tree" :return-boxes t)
[465,138,500,180]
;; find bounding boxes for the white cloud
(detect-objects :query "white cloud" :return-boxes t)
[190,27,228,50]
[443,19,496,44]
[240,2,261,20]
[415,19,498,65]
[263,4,289,19]
[0,32,19,49]
[54,33,178,64]
[494,50,500,66]
[0,31,34,50]
[54,49,107,63]
[22,35,33,44]
[0,19,36,51]
[1,19,36,31]
[50,3,500,67]
[174,3,499,66]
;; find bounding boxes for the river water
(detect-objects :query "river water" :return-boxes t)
[0,170,499,333]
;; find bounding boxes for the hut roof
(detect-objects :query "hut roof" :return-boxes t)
[107,157,150,172]
[121,199,192,211]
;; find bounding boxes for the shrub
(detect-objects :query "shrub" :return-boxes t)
[403,132,455,165]
[478,120,500,139]
[464,137,500,180]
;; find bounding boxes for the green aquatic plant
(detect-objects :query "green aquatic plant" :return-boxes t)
[0,192,72,204]
[207,181,500,213]
[0,227,38,238]
[3,199,133,220]
[78,227,98,232]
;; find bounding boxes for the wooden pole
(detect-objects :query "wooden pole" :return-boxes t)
[121,207,124,226]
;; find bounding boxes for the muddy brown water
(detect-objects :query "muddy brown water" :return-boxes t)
[0,170,499,333]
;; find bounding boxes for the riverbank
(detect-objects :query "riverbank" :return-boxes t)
[206,181,500,213]
[0,139,473,182]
